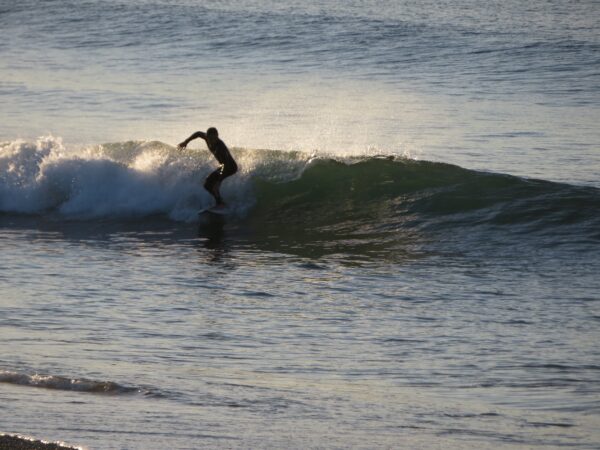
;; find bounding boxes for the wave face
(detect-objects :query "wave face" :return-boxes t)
[1,137,599,242]
[253,156,600,230]
[240,155,599,259]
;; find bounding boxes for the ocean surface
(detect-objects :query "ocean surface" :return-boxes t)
[1,1,599,449]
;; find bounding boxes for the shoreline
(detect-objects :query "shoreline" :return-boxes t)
[0,434,81,450]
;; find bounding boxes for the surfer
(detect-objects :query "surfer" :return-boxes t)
[178,127,238,210]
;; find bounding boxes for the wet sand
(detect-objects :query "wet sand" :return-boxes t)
[0,434,80,450]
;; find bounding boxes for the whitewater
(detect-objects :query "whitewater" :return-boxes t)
[1,0,599,449]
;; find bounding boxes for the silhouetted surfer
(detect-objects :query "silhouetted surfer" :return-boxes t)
[178,127,238,210]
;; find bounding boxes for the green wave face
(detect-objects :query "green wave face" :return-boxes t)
[240,155,600,260]
[251,156,598,226]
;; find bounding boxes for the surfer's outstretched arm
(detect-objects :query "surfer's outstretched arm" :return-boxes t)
[178,131,206,149]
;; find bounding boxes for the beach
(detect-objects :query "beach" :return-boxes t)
[0,434,79,450]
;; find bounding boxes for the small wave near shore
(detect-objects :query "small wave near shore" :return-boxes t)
[0,369,152,396]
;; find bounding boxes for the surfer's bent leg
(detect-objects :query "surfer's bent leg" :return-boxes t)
[204,163,237,206]
[204,168,223,204]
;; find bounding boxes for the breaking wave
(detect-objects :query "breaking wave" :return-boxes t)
[1,136,599,242]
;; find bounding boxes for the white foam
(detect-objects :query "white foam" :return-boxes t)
[0,136,285,222]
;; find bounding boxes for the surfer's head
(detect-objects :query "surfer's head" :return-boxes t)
[206,127,218,144]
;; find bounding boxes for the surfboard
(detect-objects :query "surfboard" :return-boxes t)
[198,206,231,216]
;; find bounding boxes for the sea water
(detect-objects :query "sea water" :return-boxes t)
[1,1,599,449]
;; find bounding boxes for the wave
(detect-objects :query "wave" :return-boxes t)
[252,155,600,232]
[1,137,599,241]
[0,369,147,395]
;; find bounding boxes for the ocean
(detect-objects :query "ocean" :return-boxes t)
[1,1,599,449]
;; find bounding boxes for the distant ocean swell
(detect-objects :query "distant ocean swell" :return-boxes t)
[1,137,599,240]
